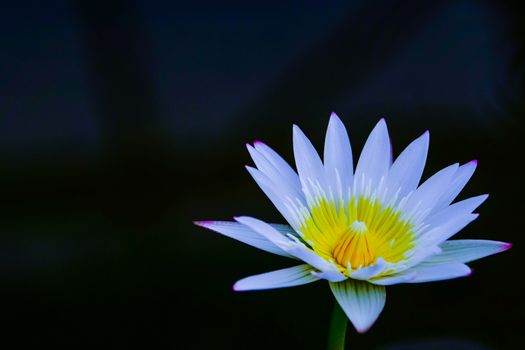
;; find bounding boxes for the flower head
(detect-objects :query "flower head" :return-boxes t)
[195,113,511,333]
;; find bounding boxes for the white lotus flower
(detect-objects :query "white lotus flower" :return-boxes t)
[195,113,511,333]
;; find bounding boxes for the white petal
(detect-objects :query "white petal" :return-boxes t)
[271,223,301,238]
[247,142,303,199]
[370,272,417,286]
[424,194,488,230]
[323,113,353,201]
[246,166,303,230]
[354,119,391,196]
[386,131,429,200]
[418,213,479,246]
[253,141,302,190]
[233,264,319,291]
[405,262,471,283]
[234,216,292,247]
[329,279,386,333]
[286,242,346,282]
[350,257,388,280]
[373,262,471,285]
[432,160,477,213]
[426,239,511,264]
[293,124,326,192]
[403,163,459,222]
[311,269,348,282]
[235,216,346,282]
[194,220,296,258]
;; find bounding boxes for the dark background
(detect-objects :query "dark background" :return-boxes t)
[1,0,523,348]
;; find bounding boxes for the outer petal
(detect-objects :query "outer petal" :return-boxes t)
[234,216,293,247]
[402,262,471,283]
[233,264,319,291]
[247,143,304,201]
[372,262,471,285]
[402,163,459,223]
[431,160,477,213]
[324,113,353,202]
[370,272,417,286]
[426,239,511,264]
[286,240,346,282]
[424,194,488,230]
[293,124,326,193]
[253,141,302,194]
[246,166,304,230]
[354,119,391,196]
[329,279,386,333]
[417,213,479,247]
[386,131,429,200]
[194,220,297,258]
[235,216,346,282]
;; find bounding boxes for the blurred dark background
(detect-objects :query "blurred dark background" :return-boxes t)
[1,0,523,348]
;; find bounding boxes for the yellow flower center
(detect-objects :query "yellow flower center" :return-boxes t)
[300,197,415,274]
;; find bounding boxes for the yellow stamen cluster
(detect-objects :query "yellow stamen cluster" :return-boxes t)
[300,197,414,274]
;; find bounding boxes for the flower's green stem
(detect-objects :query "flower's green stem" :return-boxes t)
[327,302,348,350]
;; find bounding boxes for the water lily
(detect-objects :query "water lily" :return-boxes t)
[195,113,511,333]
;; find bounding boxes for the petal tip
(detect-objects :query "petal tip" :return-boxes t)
[193,220,211,228]
[502,242,513,251]
[375,118,388,132]
[355,325,372,334]
[471,159,478,165]
[329,112,341,122]
[467,268,474,277]
[232,282,242,291]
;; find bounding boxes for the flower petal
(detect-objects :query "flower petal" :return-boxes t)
[233,264,319,291]
[293,124,326,193]
[405,262,471,283]
[373,261,471,285]
[286,241,346,282]
[350,257,388,280]
[417,213,479,247]
[432,160,477,214]
[194,220,297,258]
[235,216,346,281]
[245,166,304,230]
[354,119,391,196]
[234,216,293,247]
[323,113,353,202]
[253,141,302,190]
[386,131,429,200]
[402,163,459,222]
[247,143,304,200]
[426,239,512,264]
[425,195,488,226]
[329,279,386,333]
[370,272,417,286]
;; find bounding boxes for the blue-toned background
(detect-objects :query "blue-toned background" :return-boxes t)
[1,0,522,348]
